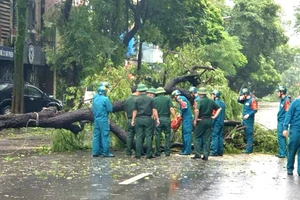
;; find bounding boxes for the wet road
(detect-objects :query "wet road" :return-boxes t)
[0,151,299,200]
[1,101,300,199]
[255,102,278,130]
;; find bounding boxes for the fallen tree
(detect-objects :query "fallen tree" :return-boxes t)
[0,69,243,146]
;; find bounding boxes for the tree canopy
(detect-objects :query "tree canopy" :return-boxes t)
[42,0,299,101]
[227,0,288,97]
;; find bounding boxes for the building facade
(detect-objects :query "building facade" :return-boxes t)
[0,0,55,95]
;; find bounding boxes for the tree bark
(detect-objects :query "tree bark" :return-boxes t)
[12,0,27,114]
[0,73,241,145]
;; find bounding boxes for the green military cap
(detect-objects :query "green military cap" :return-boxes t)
[136,83,148,92]
[147,87,156,94]
[155,87,166,94]
[198,87,207,95]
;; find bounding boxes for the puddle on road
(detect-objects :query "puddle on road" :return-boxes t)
[1,151,298,200]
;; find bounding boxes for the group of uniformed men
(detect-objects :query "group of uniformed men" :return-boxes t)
[91,82,228,161]
[91,82,300,175]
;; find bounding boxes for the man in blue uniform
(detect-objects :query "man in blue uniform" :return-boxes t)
[92,85,114,157]
[210,90,226,156]
[237,88,258,154]
[276,86,290,158]
[171,90,193,155]
[188,86,200,108]
[283,97,300,176]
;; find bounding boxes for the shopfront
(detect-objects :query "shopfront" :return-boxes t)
[0,44,53,95]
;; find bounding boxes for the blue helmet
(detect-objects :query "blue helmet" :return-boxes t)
[276,85,287,94]
[240,88,250,95]
[171,90,181,98]
[97,86,107,95]
[211,89,221,97]
[188,86,197,94]
[99,81,111,89]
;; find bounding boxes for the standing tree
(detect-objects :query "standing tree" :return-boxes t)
[12,0,28,114]
[227,0,287,97]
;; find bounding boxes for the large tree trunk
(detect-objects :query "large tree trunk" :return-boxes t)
[0,72,242,146]
[0,107,241,141]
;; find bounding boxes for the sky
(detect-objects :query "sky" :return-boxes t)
[226,0,300,47]
[275,0,300,46]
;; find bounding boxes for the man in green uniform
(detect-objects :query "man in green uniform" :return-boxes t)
[147,87,157,140]
[132,84,160,159]
[124,86,138,156]
[154,87,177,156]
[192,87,221,161]
[147,87,156,98]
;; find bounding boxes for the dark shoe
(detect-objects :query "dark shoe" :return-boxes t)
[191,156,201,159]
[218,153,223,156]
[146,155,155,159]
[242,150,253,154]
[275,154,286,158]
[154,153,161,157]
[92,155,100,157]
[288,172,293,176]
[165,153,170,157]
[103,153,115,157]
[202,156,208,161]
[179,152,190,155]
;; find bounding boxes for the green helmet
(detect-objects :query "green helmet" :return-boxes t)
[188,86,197,94]
[211,89,221,97]
[276,85,287,94]
[136,83,148,92]
[240,88,250,95]
[198,87,207,95]
[171,90,181,98]
[147,87,156,94]
[156,87,166,94]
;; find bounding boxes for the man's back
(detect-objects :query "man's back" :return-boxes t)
[92,94,112,120]
[198,96,219,118]
[154,95,173,117]
[135,94,154,116]
[124,95,136,119]
[214,99,226,123]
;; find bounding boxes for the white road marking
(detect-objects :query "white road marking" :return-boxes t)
[119,172,152,185]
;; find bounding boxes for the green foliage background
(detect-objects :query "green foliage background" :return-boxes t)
[41,0,300,153]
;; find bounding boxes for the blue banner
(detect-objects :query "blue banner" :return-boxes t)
[0,46,14,61]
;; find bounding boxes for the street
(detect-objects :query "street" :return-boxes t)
[0,151,299,200]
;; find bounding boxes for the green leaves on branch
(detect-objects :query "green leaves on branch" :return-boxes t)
[202,32,247,76]
[227,0,288,96]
